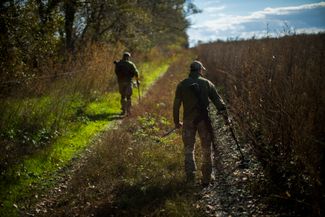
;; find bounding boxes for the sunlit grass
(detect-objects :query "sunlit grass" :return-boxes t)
[49,53,205,216]
[0,119,108,216]
[85,93,121,115]
[0,57,173,216]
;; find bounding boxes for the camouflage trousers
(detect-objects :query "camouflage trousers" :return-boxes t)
[182,119,213,184]
[118,82,132,114]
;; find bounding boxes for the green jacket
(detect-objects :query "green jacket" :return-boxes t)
[173,71,226,125]
[115,60,139,83]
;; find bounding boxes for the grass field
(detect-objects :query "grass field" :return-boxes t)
[23,51,206,217]
[0,56,173,216]
[196,33,324,215]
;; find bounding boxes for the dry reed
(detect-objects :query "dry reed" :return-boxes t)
[196,34,325,216]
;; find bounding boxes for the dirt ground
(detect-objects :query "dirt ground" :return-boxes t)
[25,59,300,217]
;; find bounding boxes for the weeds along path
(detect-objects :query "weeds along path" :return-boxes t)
[0,59,172,216]
[25,52,206,217]
[195,112,281,217]
[25,52,278,217]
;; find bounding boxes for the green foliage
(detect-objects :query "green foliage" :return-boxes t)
[0,120,107,216]
[0,57,174,216]
[0,1,62,90]
[85,93,121,116]
[78,0,195,50]
[163,196,204,217]
[46,54,206,216]
[0,94,84,153]
[0,0,198,92]
[140,61,171,89]
[62,112,200,216]
[4,50,206,217]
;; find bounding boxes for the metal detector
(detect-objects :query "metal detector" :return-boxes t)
[222,114,250,169]
[137,80,141,101]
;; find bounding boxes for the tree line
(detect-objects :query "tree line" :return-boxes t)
[0,0,199,93]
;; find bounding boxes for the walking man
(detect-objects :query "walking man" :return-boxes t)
[114,52,139,116]
[173,60,227,186]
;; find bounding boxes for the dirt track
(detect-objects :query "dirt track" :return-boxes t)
[27,56,292,217]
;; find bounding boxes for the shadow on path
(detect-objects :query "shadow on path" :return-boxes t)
[95,181,201,217]
[86,112,124,122]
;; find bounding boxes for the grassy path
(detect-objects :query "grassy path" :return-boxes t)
[9,51,278,217]
[0,59,172,216]
[23,52,206,217]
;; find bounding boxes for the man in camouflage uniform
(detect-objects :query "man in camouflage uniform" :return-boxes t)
[173,60,227,186]
[114,52,139,116]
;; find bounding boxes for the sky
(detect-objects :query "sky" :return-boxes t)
[186,0,325,46]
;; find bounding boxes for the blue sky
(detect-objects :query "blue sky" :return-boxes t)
[187,0,325,46]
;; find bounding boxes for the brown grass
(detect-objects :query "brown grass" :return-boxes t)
[195,34,325,215]
[29,51,205,217]
[0,43,125,167]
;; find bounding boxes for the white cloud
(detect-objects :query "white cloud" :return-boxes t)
[262,2,325,15]
[295,27,325,34]
[188,1,325,46]
[199,2,325,31]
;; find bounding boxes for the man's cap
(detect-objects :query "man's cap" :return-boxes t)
[123,52,131,57]
[190,60,206,71]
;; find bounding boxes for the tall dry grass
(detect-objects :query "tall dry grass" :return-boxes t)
[0,43,125,168]
[32,43,125,96]
[196,34,325,216]
[0,42,179,174]
[30,53,200,217]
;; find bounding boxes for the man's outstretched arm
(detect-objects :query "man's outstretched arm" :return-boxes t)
[208,81,226,111]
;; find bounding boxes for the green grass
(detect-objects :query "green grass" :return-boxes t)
[140,62,170,89]
[72,113,204,216]
[0,58,173,216]
[83,55,205,216]
[1,120,107,215]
